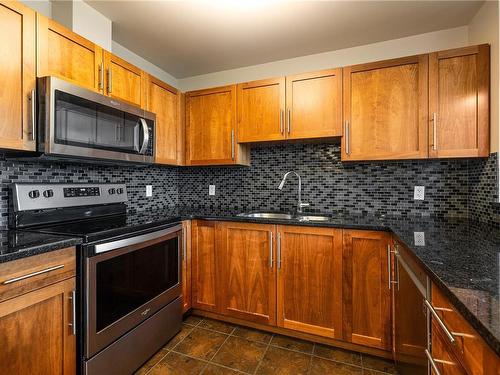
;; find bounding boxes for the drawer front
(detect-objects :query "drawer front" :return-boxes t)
[431,284,498,375]
[430,321,467,375]
[0,247,76,302]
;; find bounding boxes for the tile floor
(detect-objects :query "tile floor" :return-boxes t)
[135,315,398,375]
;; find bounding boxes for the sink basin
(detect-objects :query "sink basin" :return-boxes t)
[238,212,293,220]
[297,215,331,222]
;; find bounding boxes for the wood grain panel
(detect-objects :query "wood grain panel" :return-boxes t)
[286,69,342,139]
[104,51,145,108]
[218,222,276,325]
[237,77,285,142]
[431,321,468,375]
[429,45,490,158]
[37,14,102,92]
[0,277,76,375]
[191,220,218,312]
[0,1,35,151]
[343,230,391,350]
[147,74,179,165]
[277,225,343,339]
[342,55,428,161]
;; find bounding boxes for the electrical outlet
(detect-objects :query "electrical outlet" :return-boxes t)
[414,232,425,246]
[146,185,153,197]
[209,185,215,196]
[414,186,425,200]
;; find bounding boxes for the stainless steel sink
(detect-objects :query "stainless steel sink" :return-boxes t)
[238,212,293,220]
[297,215,331,222]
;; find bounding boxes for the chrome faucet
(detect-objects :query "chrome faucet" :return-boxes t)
[277,171,310,213]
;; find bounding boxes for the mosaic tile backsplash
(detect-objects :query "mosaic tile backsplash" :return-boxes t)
[0,144,498,229]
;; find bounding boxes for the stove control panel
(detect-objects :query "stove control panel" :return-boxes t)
[12,183,128,212]
[64,187,100,198]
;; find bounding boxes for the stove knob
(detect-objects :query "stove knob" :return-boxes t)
[43,189,54,198]
[108,188,116,195]
[116,188,124,195]
[28,190,40,199]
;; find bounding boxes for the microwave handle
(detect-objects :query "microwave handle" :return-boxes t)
[139,118,150,155]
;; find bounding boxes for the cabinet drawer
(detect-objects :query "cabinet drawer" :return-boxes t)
[430,321,467,375]
[431,284,499,375]
[0,247,76,302]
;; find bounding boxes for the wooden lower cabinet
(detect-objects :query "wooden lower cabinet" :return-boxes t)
[181,220,192,313]
[342,230,392,350]
[191,220,219,312]
[431,322,467,375]
[218,222,276,325]
[276,225,343,339]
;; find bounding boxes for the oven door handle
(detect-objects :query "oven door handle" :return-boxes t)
[94,225,182,254]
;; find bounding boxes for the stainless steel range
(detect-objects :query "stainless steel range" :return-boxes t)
[10,183,182,375]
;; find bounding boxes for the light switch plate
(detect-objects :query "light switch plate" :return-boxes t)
[146,185,153,197]
[209,185,215,196]
[414,186,425,200]
[414,232,425,246]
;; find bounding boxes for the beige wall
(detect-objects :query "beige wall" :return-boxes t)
[468,0,500,154]
[178,26,468,91]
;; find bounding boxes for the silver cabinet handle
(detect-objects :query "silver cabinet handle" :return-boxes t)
[287,109,291,134]
[344,121,350,155]
[425,349,441,375]
[98,63,104,91]
[269,232,273,268]
[29,89,36,141]
[2,264,65,285]
[139,118,149,155]
[432,113,437,151]
[107,68,112,94]
[231,129,235,160]
[69,290,76,335]
[387,245,391,289]
[280,110,284,134]
[425,299,455,344]
[277,232,282,269]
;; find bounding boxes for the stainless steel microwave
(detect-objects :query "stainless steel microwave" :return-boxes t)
[37,77,155,164]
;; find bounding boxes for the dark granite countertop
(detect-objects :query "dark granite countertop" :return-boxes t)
[0,230,81,263]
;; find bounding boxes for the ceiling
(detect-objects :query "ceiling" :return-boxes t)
[86,0,485,79]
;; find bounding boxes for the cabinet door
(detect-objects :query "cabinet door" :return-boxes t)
[218,222,276,325]
[343,230,391,350]
[342,55,428,161]
[104,51,145,108]
[186,85,245,165]
[429,45,489,158]
[191,220,218,312]
[0,278,76,375]
[0,1,36,151]
[182,221,192,313]
[37,14,103,92]
[147,75,180,165]
[277,226,343,339]
[286,69,342,140]
[237,78,285,142]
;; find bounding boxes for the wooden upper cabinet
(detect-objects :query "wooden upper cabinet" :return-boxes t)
[277,226,343,339]
[186,85,249,165]
[146,75,180,165]
[286,69,342,140]
[429,45,490,158]
[0,1,36,151]
[37,14,102,92]
[343,230,392,351]
[342,55,429,161]
[218,222,276,325]
[104,51,145,108]
[191,220,219,312]
[237,78,285,142]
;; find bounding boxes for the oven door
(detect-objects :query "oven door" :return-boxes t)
[85,225,181,358]
[38,76,155,163]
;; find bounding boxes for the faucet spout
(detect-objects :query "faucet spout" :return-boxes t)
[277,171,309,213]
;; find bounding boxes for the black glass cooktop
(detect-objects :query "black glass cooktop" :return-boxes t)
[31,209,183,243]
